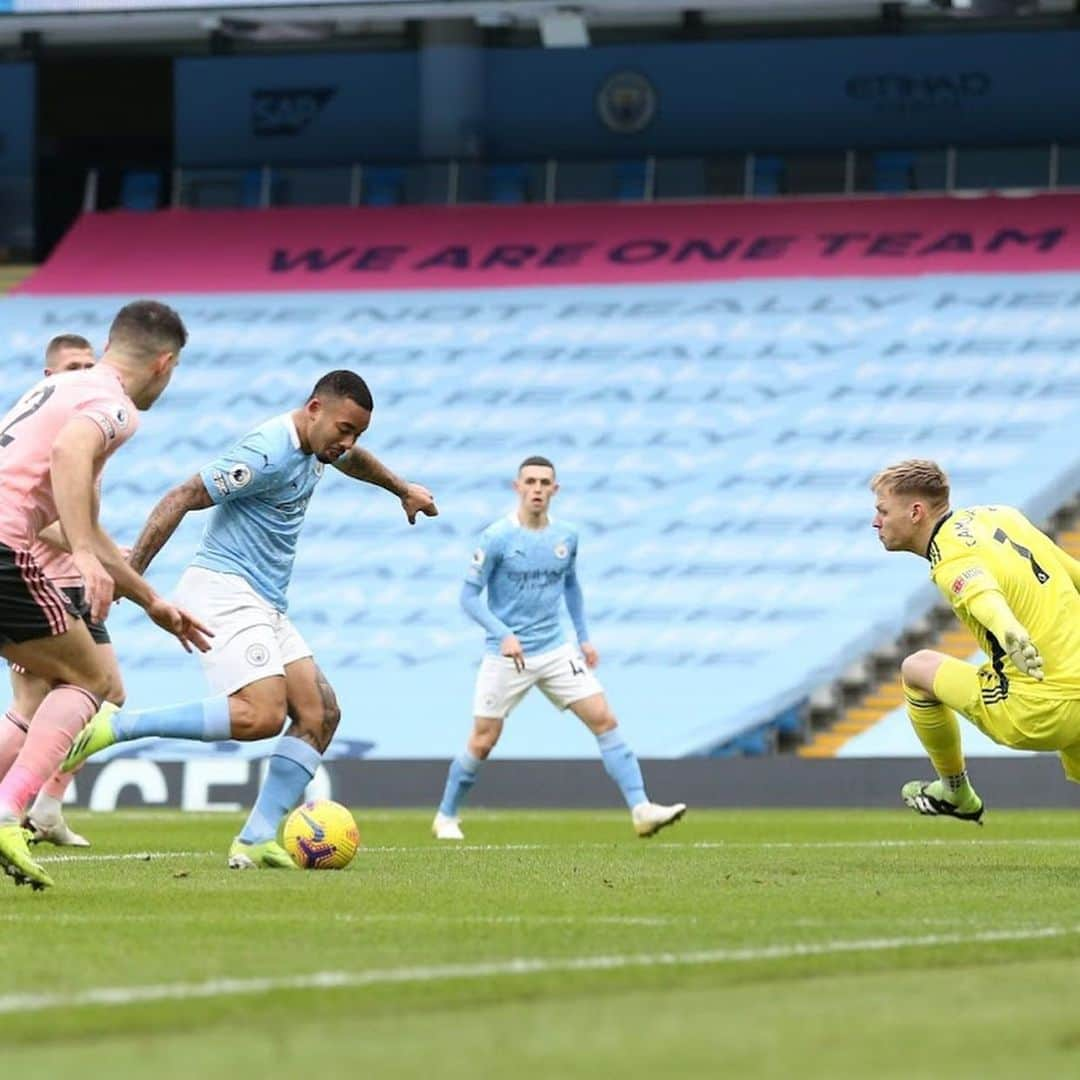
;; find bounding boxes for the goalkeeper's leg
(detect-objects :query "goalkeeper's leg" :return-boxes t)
[899,650,984,822]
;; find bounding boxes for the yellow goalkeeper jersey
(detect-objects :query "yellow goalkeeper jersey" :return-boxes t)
[928,505,1080,699]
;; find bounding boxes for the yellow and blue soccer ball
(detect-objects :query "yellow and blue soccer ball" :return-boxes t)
[283,799,360,870]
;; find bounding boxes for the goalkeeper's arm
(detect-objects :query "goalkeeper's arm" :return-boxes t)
[966,590,1044,680]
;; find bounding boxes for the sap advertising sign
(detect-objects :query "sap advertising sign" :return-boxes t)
[251,87,337,137]
[176,54,418,164]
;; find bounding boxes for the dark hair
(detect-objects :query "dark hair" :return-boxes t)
[309,370,374,412]
[519,455,555,476]
[46,334,93,359]
[108,300,188,363]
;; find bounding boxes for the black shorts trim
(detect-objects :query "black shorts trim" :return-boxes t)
[60,585,111,646]
[0,543,74,646]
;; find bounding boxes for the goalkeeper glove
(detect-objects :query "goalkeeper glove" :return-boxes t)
[1003,627,1044,681]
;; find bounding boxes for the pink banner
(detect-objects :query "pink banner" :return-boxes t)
[19,193,1080,295]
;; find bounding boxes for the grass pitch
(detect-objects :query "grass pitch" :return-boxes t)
[5,808,1080,1079]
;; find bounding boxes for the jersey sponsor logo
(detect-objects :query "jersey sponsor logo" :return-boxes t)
[507,568,566,586]
[951,567,984,594]
[210,470,230,497]
[227,464,253,490]
[553,543,569,559]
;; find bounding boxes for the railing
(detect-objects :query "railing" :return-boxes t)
[81,143,1080,213]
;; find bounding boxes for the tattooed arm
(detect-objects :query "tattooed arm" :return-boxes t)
[128,474,214,574]
[332,447,438,525]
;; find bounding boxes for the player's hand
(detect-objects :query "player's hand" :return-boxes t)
[1005,627,1044,681]
[72,549,114,625]
[145,597,215,654]
[501,633,525,673]
[581,642,599,669]
[401,483,438,525]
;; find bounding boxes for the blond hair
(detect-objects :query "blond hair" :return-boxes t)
[870,460,950,508]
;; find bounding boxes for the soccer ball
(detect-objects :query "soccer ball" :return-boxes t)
[283,799,360,870]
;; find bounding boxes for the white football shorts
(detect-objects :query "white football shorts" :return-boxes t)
[472,641,603,719]
[175,566,313,696]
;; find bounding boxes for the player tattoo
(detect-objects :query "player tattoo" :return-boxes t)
[335,448,408,497]
[129,477,213,573]
[314,665,341,750]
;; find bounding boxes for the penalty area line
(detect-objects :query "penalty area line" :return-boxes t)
[0,924,1074,1016]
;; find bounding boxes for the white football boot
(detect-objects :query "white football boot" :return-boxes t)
[431,812,464,840]
[631,801,687,838]
[26,815,90,848]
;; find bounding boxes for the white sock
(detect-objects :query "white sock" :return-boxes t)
[30,791,63,824]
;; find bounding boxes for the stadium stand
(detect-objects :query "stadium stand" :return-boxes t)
[10,193,1080,760]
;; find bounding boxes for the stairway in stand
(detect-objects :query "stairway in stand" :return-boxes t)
[0,264,34,295]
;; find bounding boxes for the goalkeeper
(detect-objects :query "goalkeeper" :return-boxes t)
[871,460,1080,823]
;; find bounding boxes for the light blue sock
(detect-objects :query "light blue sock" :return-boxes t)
[111,694,231,743]
[438,751,481,817]
[238,736,322,844]
[596,729,647,809]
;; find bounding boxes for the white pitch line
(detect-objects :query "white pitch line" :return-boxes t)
[28,839,1080,864]
[333,914,681,927]
[0,924,1073,1016]
[36,850,216,864]
[359,838,1080,854]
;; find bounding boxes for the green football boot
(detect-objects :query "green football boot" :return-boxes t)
[901,779,984,825]
[0,822,55,890]
[61,702,119,773]
[228,838,298,870]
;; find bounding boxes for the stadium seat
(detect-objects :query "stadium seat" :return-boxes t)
[119,170,161,211]
[362,166,404,206]
[872,151,914,193]
[486,163,529,204]
[240,168,266,208]
[752,155,786,196]
[614,160,647,201]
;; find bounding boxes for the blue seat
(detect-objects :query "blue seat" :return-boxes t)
[486,164,528,204]
[241,168,267,208]
[615,159,647,201]
[753,155,785,197]
[873,151,914,193]
[119,170,161,211]
[363,167,404,207]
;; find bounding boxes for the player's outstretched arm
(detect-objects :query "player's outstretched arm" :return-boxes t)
[332,447,438,524]
[966,589,1044,680]
[128,474,214,574]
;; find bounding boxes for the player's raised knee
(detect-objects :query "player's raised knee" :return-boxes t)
[900,649,944,693]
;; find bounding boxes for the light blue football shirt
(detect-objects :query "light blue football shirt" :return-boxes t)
[464,513,582,655]
[191,413,325,612]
